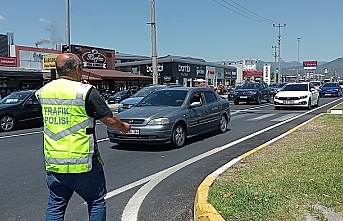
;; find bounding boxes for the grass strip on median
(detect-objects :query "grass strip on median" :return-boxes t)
[208,114,343,221]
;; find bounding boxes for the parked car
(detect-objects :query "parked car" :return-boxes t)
[107,89,138,104]
[339,81,343,90]
[228,85,242,100]
[0,90,42,131]
[107,90,128,104]
[118,85,168,113]
[319,82,342,97]
[107,87,231,148]
[233,82,272,105]
[274,82,319,110]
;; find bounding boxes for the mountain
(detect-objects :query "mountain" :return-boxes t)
[217,58,343,77]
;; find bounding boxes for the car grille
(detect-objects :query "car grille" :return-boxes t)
[277,97,301,100]
[121,119,145,124]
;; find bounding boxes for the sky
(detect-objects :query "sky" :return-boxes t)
[0,0,342,63]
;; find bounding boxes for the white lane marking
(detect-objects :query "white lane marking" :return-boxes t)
[0,131,42,139]
[231,103,272,115]
[245,113,275,121]
[270,113,299,122]
[231,113,254,120]
[119,99,341,221]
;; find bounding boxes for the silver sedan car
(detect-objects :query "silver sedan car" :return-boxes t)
[107,87,231,148]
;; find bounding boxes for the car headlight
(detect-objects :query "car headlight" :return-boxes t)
[127,104,133,108]
[333,89,338,92]
[118,103,123,107]
[298,95,307,99]
[274,95,279,99]
[148,118,170,125]
[234,92,239,95]
[250,91,258,94]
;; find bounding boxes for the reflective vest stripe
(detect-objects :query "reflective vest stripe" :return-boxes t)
[39,98,85,106]
[44,118,93,141]
[45,155,92,164]
[77,84,90,99]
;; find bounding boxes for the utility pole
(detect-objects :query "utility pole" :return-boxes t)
[272,45,277,82]
[150,0,158,84]
[297,37,301,76]
[273,24,286,83]
[65,0,70,49]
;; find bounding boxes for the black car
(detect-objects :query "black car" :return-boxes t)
[107,89,138,104]
[233,82,272,105]
[0,90,42,131]
[228,85,242,100]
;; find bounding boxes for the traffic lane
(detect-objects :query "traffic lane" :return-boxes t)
[0,97,339,220]
[94,96,340,192]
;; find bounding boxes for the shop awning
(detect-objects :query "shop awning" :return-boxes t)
[243,71,263,77]
[82,68,152,80]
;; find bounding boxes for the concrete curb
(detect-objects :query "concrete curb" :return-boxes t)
[194,112,326,221]
[326,102,343,114]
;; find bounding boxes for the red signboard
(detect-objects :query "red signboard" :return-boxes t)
[303,61,317,67]
[0,57,17,67]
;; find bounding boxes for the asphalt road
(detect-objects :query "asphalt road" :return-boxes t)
[0,97,341,221]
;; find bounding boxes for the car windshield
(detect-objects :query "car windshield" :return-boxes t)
[137,90,188,107]
[323,83,338,87]
[276,83,286,88]
[311,82,321,86]
[114,90,128,96]
[281,84,308,91]
[132,86,164,97]
[0,92,31,104]
[241,83,259,89]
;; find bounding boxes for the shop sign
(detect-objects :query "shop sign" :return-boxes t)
[32,52,44,61]
[43,55,58,69]
[263,64,271,85]
[146,64,164,73]
[178,64,190,73]
[196,66,205,76]
[82,49,107,68]
[0,57,17,67]
[163,76,171,81]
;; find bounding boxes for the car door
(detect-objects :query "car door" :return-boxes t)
[203,91,221,129]
[261,82,270,99]
[18,94,42,124]
[187,91,208,135]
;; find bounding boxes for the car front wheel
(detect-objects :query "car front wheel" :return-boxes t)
[0,115,16,131]
[170,123,186,148]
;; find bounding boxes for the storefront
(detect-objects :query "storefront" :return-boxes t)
[0,68,43,99]
[115,55,236,87]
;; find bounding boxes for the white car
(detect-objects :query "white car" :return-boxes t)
[274,82,319,110]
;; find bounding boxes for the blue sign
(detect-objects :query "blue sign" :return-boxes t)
[275,68,279,74]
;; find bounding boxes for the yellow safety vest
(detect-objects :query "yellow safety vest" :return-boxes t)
[35,79,95,173]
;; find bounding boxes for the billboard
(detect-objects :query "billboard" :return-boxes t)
[43,55,58,69]
[263,64,271,85]
[303,61,317,70]
[0,34,8,56]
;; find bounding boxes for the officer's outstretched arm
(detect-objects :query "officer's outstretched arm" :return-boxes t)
[100,114,131,134]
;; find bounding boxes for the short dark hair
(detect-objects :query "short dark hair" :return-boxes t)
[56,56,81,76]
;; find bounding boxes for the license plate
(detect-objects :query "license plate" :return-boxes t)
[127,129,140,135]
[283,100,294,104]
[240,96,248,98]
[325,93,331,96]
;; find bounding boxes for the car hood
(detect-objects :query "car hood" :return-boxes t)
[117,106,180,119]
[276,91,310,97]
[120,97,144,105]
[236,89,259,93]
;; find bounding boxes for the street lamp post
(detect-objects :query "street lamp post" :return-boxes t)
[150,0,158,84]
[297,37,301,76]
[65,0,70,49]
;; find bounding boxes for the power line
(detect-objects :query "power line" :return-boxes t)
[222,0,276,23]
[212,0,274,24]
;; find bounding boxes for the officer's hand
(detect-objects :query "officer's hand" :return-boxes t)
[120,122,131,134]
